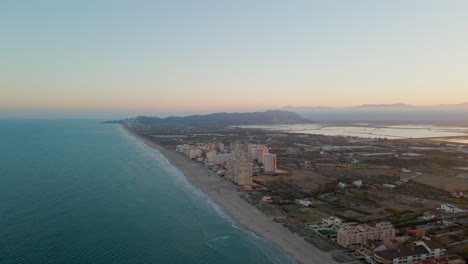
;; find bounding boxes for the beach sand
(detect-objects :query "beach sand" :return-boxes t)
[128,129,338,264]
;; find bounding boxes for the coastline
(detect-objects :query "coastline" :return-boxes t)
[125,127,338,264]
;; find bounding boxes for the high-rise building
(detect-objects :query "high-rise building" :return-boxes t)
[230,142,242,151]
[231,149,249,162]
[227,157,252,186]
[251,145,268,163]
[217,143,225,152]
[188,148,203,159]
[206,152,232,166]
[248,144,260,160]
[263,153,277,172]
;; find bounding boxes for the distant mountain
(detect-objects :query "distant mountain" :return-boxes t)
[436,102,468,108]
[354,103,413,109]
[103,110,310,127]
[282,103,468,122]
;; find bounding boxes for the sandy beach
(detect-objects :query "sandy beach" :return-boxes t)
[127,129,338,264]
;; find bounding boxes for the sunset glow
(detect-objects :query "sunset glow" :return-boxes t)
[1,1,468,117]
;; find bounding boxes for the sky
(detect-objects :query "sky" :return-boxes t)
[1,0,468,118]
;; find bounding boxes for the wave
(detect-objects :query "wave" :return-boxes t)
[118,126,297,264]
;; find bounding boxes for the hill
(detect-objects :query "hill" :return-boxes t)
[282,103,468,122]
[103,110,310,127]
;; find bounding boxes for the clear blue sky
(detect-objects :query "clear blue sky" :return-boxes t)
[1,0,468,118]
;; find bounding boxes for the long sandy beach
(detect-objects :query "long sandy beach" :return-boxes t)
[128,129,338,264]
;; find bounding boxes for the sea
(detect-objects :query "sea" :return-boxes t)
[0,120,295,264]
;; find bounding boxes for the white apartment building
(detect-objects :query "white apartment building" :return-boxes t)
[337,222,395,247]
[227,157,252,186]
[188,148,203,159]
[254,146,269,163]
[263,153,277,172]
[206,152,232,166]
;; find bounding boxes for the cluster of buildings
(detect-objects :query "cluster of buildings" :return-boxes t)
[175,142,278,186]
[176,143,225,160]
[361,239,458,264]
[331,221,464,264]
[247,143,277,173]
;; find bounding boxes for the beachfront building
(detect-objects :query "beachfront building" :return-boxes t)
[176,144,192,156]
[374,241,446,264]
[188,148,203,159]
[206,152,232,166]
[337,222,395,247]
[263,153,277,173]
[176,144,203,159]
[227,157,252,186]
[177,141,279,185]
[193,142,225,152]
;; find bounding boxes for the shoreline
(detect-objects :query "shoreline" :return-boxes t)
[125,127,338,264]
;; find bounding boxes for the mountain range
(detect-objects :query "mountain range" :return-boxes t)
[104,110,310,127]
[282,102,468,122]
[104,103,468,126]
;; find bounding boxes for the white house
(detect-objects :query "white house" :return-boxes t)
[322,216,342,226]
[374,240,446,264]
[352,180,363,188]
[296,199,311,207]
[439,204,465,214]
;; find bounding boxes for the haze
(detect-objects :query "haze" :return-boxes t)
[1,0,468,118]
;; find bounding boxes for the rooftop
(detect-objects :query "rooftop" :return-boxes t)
[376,245,428,260]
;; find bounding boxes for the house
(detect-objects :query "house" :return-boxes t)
[352,180,363,188]
[374,237,410,252]
[322,216,342,226]
[261,195,273,204]
[374,241,446,264]
[412,255,465,264]
[439,204,464,214]
[338,182,347,189]
[408,228,426,239]
[423,211,440,220]
[450,191,464,198]
[296,199,311,207]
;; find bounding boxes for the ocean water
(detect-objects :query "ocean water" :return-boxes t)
[0,120,295,264]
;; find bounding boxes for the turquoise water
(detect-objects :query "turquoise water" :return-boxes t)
[0,120,295,264]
